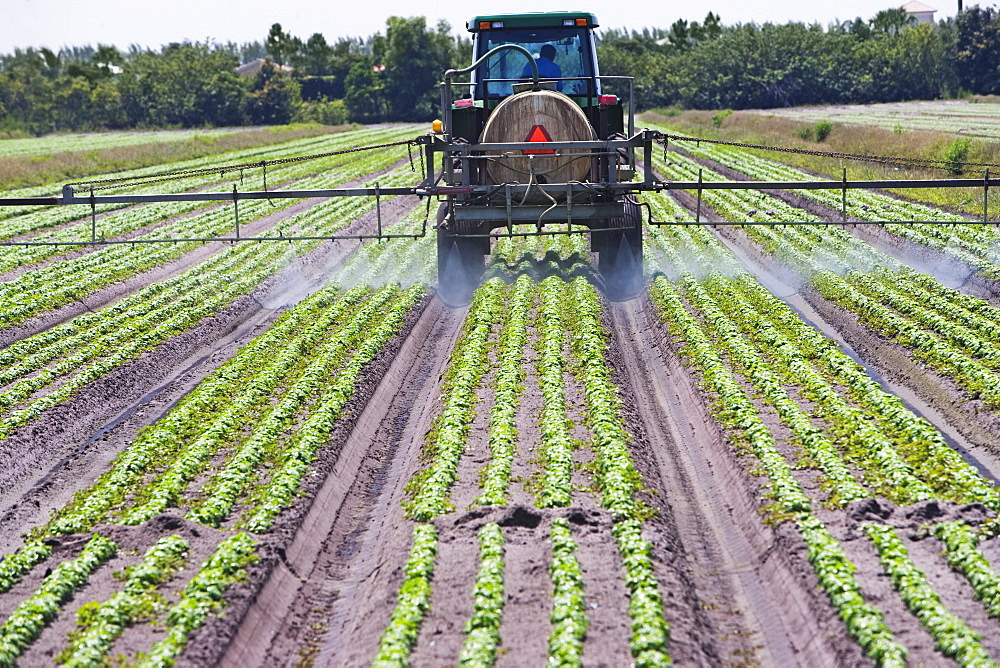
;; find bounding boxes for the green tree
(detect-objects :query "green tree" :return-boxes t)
[953,6,1000,93]
[265,23,303,66]
[297,33,333,75]
[344,56,386,122]
[0,48,59,132]
[870,8,917,36]
[116,43,246,127]
[373,17,458,121]
[596,34,673,109]
[246,59,300,124]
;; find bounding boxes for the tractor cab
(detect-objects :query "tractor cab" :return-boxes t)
[469,13,601,102]
[449,12,625,156]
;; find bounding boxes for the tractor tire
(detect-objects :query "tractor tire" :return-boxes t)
[436,204,488,306]
[595,199,643,299]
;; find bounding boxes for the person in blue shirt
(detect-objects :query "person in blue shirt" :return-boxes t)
[522,44,562,90]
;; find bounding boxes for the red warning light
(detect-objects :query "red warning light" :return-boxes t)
[522,125,555,155]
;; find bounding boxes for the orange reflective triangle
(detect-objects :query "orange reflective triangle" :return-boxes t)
[523,124,555,155]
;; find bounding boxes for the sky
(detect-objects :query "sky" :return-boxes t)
[1,0,961,54]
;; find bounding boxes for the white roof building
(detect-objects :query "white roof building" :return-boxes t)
[901,1,937,23]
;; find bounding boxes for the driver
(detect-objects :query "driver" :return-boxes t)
[522,44,562,90]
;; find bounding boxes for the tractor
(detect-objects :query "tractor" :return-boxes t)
[415,11,657,303]
[10,11,973,304]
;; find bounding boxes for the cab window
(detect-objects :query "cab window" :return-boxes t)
[473,28,596,98]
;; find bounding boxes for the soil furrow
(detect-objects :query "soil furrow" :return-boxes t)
[606,295,866,666]
[220,298,462,667]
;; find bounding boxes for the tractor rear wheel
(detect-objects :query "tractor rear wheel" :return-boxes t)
[436,204,488,306]
[592,199,643,299]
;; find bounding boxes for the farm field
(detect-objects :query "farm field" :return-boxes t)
[0,127,243,160]
[748,99,1000,138]
[1,122,1000,667]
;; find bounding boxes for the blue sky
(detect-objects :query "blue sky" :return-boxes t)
[1,0,958,53]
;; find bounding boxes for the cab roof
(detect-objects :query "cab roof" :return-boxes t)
[467,12,599,31]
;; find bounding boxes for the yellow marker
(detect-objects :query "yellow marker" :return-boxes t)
[432,119,443,133]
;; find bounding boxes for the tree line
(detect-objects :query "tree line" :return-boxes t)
[0,17,468,135]
[599,7,1000,110]
[4,9,1000,135]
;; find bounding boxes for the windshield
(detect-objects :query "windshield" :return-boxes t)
[473,28,596,98]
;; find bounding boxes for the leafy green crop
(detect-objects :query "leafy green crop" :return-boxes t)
[458,523,506,667]
[477,276,532,506]
[864,524,991,666]
[58,535,189,666]
[548,518,587,666]
[372,524,438,666]
[138,532,257,667]
[0,534,117,665]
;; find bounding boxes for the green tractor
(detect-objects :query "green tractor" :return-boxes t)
[416,11,657,303]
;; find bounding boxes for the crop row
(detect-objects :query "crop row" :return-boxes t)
[477,274,532,506]
[648,272,907,663]
[58,535,189,666]
[536,276,575,507]
[380,244,673,665]
[405,278,505,521]
[0,137,415,330]
[0,163,421,441]
[743,220,1000,413]
[138,533,258,666]
[547,518,587,665]
[457,523,506,667]
[0,277,424,663]
[0,127,240,161]
[0,125,412,230]
[372,524,439,666]
[864,524,993,666]
[932,522,1000,618]
[0,534,118,665]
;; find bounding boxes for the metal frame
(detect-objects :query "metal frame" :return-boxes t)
[651,171,999,225]
[2,145,998,248]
